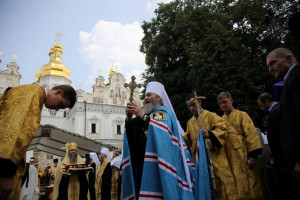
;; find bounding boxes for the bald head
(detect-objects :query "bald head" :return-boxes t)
[266,48,297,79]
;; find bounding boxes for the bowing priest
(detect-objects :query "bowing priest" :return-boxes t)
[123,81,195,200]
[0,84,76,200]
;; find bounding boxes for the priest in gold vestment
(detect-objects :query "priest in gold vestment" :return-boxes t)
[183,93,237,200]
[111,149,122,200]
[49,158,59,184]
[95,147,112,200]
[34,158,44,193]
[0,84,77,200]
[217,92,264,200]
[51,142,90,200]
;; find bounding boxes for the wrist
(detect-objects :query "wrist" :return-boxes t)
[137,112,145,119]
[142,114,149,121]
[126,116,132,122]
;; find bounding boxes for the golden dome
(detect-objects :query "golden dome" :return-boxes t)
[35,42,71,81]
[109,65,118,77]
[35,69,42,82]
[109,68,116,77]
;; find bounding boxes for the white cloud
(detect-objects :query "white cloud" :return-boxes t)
[146,0,174,12]
[162,0,174,3]
[79,20,146,91]
[146,2,155,12]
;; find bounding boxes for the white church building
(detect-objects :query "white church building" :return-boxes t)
[0,40,142,159]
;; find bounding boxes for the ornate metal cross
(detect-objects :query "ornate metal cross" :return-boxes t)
[124,75,141,102]
[54,32,63,43]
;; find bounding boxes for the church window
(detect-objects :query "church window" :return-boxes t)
[91,123,96,133]
[114,117,124,135]
[89,116,99,134]
[117,125,121,134]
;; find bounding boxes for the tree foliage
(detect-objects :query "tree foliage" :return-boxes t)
[140,0,300,130]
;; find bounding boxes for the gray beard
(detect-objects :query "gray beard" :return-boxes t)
[68,152,77,163]
[143,100,159,114]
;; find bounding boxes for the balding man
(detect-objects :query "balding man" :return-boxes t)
[266,48,300,198]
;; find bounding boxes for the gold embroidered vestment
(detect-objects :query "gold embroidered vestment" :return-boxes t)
[51,154,86,200]
[0,85,46,200]
[222,109,264,200]
[95,157,110,200]
[183,110,237,200]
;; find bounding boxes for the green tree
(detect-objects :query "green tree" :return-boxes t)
[141,0,195,128]
[140,0,300,129]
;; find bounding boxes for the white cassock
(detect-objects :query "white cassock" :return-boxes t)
[19,165,39,200]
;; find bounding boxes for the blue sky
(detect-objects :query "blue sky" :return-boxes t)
[0,0,171,92]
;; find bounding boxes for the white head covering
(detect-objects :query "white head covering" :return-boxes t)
[100,147,111,161]
[89,152,100,169]
[145,81,192,188]
[111,154,122,169]
[145,81,184,135]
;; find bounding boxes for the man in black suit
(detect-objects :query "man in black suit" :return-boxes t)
[266,48,300,198]
[257,93,281,199]
[257,93,279,165]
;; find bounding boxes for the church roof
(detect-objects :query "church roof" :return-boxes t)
[28,124,116,157]
[35,41,70,82]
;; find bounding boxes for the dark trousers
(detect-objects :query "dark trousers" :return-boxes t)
[275,168,300,200]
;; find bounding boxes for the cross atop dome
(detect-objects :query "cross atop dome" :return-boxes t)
[55,32,63,44]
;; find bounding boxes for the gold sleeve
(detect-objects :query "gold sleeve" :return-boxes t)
[206,112,229,147]
[241,112,262,152]
[0,85,46,165]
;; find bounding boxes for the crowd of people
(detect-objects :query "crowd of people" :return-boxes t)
[123,47,300,200]
[123,81,267,200]
[257,48,300,199]
[22,143,123,200]
[0,15,299,199]
[47,142,122,200]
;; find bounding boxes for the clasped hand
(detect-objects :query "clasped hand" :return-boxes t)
[201,129,209,138]
[247,158,257,169]
[126,102,144,120]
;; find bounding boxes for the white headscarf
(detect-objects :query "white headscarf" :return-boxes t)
[111,154,122,169]
[100,147,111,162]
[89,152,100,169]
[145,81,184,135]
